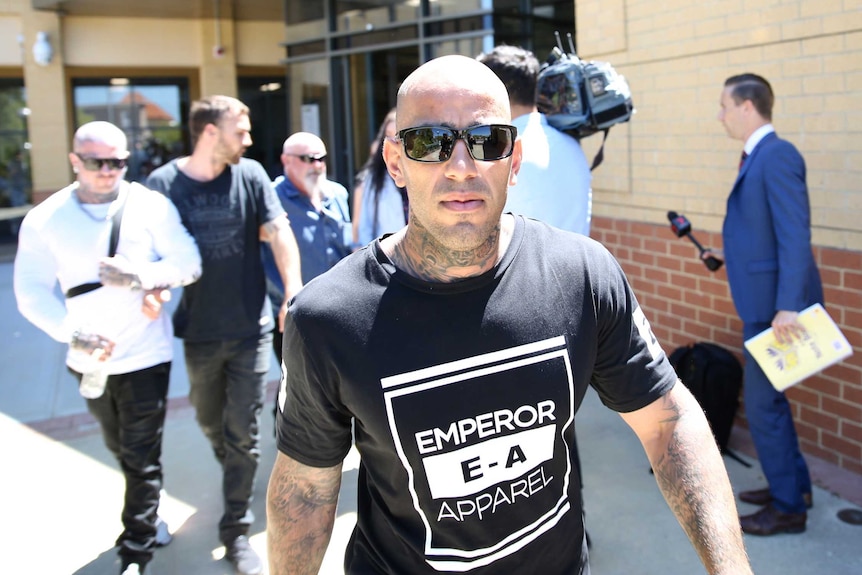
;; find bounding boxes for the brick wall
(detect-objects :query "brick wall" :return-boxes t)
[591,215,862,475]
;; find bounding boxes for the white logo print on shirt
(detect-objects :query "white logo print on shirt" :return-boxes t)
[381,336,575,572]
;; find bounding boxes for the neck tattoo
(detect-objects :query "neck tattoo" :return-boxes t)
[391,219,501,283]
[75,184,119,205]
[73,183,121,221]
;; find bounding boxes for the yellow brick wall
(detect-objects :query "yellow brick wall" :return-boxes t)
[576,0,862,251]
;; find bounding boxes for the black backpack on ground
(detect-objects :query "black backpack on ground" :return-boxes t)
[668,342,750,467]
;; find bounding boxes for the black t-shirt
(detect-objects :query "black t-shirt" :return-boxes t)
[146,158,285,341]
[277,216,677,574]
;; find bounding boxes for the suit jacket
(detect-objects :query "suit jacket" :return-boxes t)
[722,131,823,324]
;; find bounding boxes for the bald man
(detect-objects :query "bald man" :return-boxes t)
[267,56,752,575]
[14,121,201,575]
[262,131,351,365]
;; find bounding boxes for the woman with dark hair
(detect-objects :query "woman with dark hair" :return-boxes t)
[353,109,407,247]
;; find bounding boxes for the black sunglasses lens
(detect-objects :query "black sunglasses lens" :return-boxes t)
[402,128,450,162]
[299,154,326,164]
[80,156,127,170]
[401,126,514,162]
[466,125,514,161]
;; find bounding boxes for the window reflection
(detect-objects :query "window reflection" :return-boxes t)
[335,1,419,33]
[0,79,32,238]
[288,60,331,144]
[430,0,491,17]
[73,80,189,182]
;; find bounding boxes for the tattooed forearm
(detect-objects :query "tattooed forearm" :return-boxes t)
[267,453,343,575]
[624,385,752,575]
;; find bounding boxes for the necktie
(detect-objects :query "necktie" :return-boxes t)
[739,151,748,171]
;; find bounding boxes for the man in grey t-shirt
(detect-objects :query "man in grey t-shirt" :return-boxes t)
[147,95,302,575]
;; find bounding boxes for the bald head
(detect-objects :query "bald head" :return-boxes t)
[282,132,326,155]
[281,132,328,196]
[73,121,129,156]
[396,55,512,129]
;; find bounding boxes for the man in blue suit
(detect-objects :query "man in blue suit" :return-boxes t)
[707,73,822,536]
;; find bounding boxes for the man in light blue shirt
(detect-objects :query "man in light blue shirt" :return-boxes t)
[262,132,351,364]
[478,45,592,236]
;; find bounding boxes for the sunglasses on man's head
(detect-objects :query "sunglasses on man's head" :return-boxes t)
[289,153,327,164]
[75,154,128,171]
[395,124,517,163]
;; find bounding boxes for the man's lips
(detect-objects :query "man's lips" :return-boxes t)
[441,198,484,211]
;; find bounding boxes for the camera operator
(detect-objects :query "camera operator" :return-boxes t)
[477,45,592,237]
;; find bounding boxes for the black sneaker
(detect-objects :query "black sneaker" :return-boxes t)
[225,535,263,575]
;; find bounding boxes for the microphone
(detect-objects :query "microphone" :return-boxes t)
[667,211,723,271]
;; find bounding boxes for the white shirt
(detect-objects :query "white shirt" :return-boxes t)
[14,181,201,375]
[744,123,775,155]
[505,112,593,236]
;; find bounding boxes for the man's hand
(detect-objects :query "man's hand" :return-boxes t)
[99,255,142,289]
[142,288,172,320]
[700,248,725,262]
[278,298,289,333]
[70,330,116,361]
[772,310,804,345]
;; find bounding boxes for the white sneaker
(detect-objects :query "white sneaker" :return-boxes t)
[121,564,141,575]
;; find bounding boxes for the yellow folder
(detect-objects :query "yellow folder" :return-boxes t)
[743,303,853,391]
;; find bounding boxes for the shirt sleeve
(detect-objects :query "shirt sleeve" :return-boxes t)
[13,215,75,343]
[132,185,202,290]
[248,161,285,226]
[588,247,678,413]
[276,311,354,467]
[764,142,814,312]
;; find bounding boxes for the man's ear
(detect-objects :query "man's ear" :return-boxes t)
[508,138,523,187]
[383,138,407,187]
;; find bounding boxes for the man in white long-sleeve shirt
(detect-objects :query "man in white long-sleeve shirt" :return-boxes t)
[14,121,201,575]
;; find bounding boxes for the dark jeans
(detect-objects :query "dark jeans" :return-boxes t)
[71,361,170,568]
[184,332,271,544]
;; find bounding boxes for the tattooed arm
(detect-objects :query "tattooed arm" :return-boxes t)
[267,451,342,575]
[260,216,303,330]
[620,382,753,575]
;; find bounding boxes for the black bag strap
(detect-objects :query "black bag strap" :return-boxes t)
[65,186,128,299]
[588,128,610,171]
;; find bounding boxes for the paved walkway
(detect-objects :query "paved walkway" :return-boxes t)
[1,251,861,574]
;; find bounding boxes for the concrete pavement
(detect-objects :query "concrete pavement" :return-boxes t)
[1,248,861,574]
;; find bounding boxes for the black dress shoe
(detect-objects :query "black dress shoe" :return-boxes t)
[739,487,813,508]
[740,503,806,535]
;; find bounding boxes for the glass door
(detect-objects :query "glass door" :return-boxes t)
[332,46,418,192]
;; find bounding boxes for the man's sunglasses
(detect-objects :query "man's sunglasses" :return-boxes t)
[289,153,327,164]
[75,154,128,171]
[395,124,517,163]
